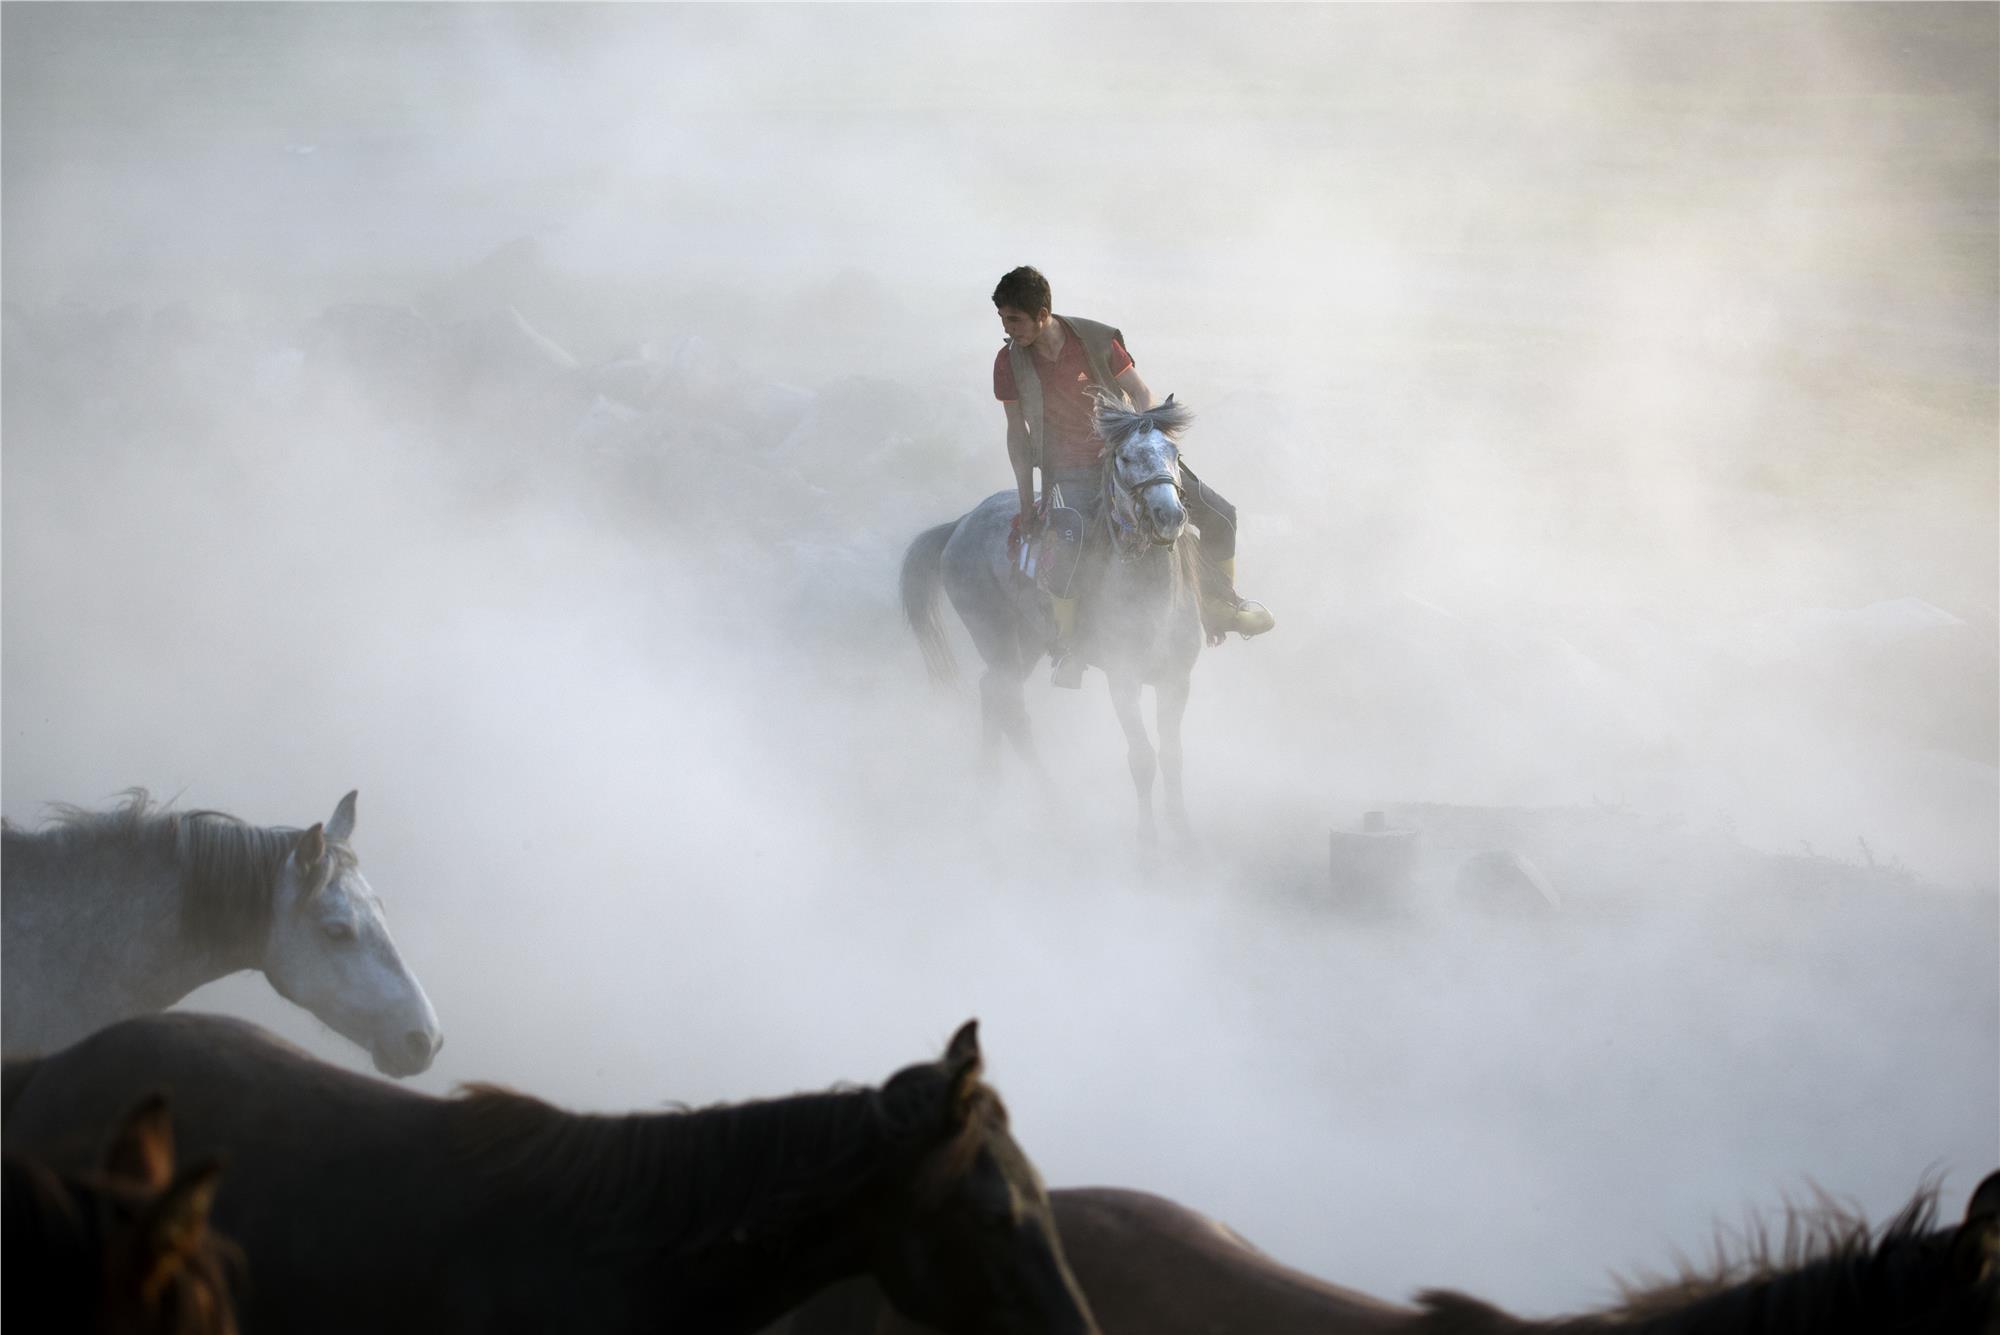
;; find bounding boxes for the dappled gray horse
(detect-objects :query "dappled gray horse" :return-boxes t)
[2,790,441,1077]
[903,397,1204,842]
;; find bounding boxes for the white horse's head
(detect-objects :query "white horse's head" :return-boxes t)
[1099,393,1191,548]
[263,792,442,1077]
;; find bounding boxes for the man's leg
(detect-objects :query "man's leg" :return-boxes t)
[1047,469,1105,687]
[1050,536,1109,688]
[1182,467,1274,641]
[1050,591,1079,657]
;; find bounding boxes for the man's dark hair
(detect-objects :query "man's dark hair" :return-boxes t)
[992,266,1052,316]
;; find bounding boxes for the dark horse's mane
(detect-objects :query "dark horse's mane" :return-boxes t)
[1,789,350,955]
[1415,1179,1995,1333]
[445,1059,1007,1257]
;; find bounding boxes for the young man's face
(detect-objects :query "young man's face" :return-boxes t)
[997,305,1050,346]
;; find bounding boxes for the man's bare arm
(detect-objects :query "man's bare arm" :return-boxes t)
[1115,364,1155,411]
[1003,400,1037,521]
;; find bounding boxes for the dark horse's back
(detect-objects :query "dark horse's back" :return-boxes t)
[4,1012,426,1161]
[768,1187,1415,1335]
[2,1056,40,1121]
[3,1013,457,1333]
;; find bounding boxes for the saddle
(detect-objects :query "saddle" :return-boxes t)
[1012,489,1087,599]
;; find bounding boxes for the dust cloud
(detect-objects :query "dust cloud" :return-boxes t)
[4,3,1994,1316]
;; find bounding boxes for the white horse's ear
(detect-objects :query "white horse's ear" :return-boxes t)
[328,790,358,843]
[296,823,327,873]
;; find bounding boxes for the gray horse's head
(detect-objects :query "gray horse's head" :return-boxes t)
[1096,393,1191,547]
[264,792,442,1077]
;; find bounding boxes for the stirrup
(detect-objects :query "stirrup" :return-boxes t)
[1050,651,1085,690]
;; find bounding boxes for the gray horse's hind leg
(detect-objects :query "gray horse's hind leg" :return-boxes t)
[1155,675,1193,841]
[978,666,1038,777]
[963,615,1046,783]
[936,492,1060,786]
[1108,675,1158,844]
[976,670,1005,774]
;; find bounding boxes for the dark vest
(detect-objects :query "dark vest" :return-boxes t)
[1006,315,1128,468]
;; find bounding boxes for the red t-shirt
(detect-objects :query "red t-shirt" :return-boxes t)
[993,327,1134,471]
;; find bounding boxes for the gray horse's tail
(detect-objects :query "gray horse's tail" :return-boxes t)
[901,520,959,686]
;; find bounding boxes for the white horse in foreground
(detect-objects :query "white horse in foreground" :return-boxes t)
[2,790,442,1077]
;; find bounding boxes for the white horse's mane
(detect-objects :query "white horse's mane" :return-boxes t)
[6,789,349,950]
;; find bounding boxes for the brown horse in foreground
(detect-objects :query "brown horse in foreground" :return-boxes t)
[772,1174,2000,1335]
[2,1013,1098,1335]
[772,1187,1414,1334]
[3,1092,240,1335]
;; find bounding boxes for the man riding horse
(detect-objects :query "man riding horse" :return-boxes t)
[992,265,1273,688]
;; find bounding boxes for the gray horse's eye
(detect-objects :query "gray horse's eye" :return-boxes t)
[320,921,357,944]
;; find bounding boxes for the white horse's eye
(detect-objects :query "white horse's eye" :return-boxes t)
[320,921,357,944]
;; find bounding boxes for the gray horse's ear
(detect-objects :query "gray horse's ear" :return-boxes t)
[327,790,358,843]
[296,822,327,874]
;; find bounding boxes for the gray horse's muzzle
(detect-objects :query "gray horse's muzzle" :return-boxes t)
[1141,484,1188,545]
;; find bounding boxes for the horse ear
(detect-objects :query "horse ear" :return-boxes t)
[135,1157,225,1304]
[103,1092,175,1192]
[294,823,326,895]
[943,1020,983,1125]
[1955,1171,2000,1284]
[944,1018,981,1071]
[327,790,358,842]
[1967,1171,2000,1224]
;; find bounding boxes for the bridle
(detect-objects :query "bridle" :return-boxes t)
[1104,432,1187,558]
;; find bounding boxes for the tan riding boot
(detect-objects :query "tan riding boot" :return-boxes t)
[1203,558,1276,639]
[1049,594,1085,688]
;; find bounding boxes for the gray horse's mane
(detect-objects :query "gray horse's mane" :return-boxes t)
[1092,392,1194,453]
[2,789,348,952]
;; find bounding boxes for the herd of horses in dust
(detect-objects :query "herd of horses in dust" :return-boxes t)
[2,399,1995,1333]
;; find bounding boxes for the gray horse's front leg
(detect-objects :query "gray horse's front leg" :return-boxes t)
[1155,675,1193,841]
[1107,675,1157,844]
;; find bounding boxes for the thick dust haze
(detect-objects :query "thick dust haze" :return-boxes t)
[4,2,1995,1316]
